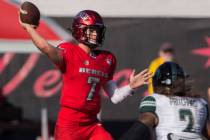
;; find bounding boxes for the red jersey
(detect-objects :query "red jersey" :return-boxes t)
[58,42,116,116]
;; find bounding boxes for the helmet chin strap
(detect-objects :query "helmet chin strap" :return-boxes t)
[85,37,101,49]
[83,42,98,49]
[88,44,98,49]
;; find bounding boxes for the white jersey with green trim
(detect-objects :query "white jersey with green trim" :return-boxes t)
[139,93,208,140]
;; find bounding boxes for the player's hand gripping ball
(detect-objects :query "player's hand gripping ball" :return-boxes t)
[19,1,40,28]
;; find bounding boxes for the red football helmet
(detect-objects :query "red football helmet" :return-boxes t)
[72,10,106,48]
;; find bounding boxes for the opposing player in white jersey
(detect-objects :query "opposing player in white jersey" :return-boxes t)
[120,62,210,140]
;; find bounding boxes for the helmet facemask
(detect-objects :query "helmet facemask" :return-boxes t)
[82,25,106,49]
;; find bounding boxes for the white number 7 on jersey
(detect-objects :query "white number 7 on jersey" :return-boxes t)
[87,77,100,100]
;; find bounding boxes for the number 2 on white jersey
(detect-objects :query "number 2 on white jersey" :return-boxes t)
[87,77,100,100]
[179,109,195,133]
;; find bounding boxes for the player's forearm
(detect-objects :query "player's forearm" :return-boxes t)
[119,121,151,140]
[104,80,134,104]
[25,26,52,53]
[205,121,210,138]
[25,26,62,66]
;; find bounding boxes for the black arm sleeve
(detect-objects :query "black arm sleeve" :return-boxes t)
[119,121,151,140]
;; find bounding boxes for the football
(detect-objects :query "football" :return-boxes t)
[19,1,40,27]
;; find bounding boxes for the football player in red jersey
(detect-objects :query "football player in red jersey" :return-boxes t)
[19,10,152,140]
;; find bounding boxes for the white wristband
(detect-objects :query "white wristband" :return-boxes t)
[110,85,134,104]
[103,80,134,104]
